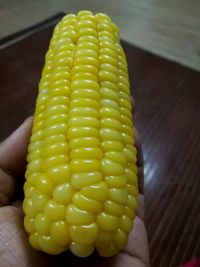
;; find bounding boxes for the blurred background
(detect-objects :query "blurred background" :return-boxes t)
[0,1,200,267]
[0,0,200,71]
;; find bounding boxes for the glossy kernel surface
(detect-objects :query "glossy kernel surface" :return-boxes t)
[24,10,138,258]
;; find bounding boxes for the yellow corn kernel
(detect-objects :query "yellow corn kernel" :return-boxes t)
[98,242,118,257]
[80,182,109,201]
[29,233,40,250]
[69,223,98,245]
[24,216,35,233]
[53,182,74,204]
[70,242,95,258]
[97,212,120,231]
[44,200,66,221]
[38,235,65,255]
[114,229,128,249]
[51,220,70,245]
[95,230,113,248]
[34,213,51,235]
[73,192,103,213]
[104,200,124,216]
[71,171,103,189]
[32,190,50,212]
[66,204,95,224]
[23,11,138,258]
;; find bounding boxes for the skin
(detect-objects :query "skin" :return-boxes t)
[0,117,150,267]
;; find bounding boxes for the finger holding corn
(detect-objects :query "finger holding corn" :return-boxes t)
[23,10,138,258]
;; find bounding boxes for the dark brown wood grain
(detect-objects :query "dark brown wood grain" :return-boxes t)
[124,42,200,267]
[0,15,200,267]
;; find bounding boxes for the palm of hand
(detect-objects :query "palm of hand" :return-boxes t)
[0,118,149,267]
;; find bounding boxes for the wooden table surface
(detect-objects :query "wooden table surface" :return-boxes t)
[0,14,200,267]
[1,0,200,71]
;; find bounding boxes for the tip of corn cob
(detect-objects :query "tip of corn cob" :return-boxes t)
[23,10,138,258]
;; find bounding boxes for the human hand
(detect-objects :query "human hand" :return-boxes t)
[0,117,149,267]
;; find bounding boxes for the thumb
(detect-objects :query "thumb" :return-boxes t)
[0,117,33,206]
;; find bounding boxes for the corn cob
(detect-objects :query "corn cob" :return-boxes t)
[23,10,138,258]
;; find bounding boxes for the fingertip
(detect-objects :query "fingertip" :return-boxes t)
[21,116,33,131]
[24,116,33,123]
[0,116,33,177]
